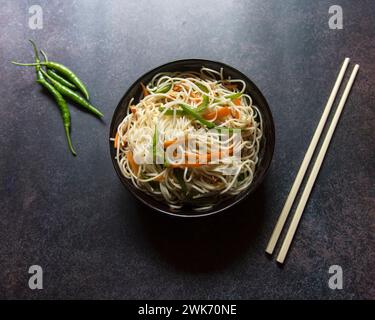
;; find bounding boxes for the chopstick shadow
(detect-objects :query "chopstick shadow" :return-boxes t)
[134,186,266,273]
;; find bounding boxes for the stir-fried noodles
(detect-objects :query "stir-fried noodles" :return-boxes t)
[113,67,263,211]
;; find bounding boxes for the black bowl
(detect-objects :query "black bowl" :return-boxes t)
[109,59,275,218]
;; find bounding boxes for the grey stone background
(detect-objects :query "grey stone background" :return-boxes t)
[0,0,374,299]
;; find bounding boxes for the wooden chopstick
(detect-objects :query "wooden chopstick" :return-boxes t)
[276,64,359,264]
[265,58,350,255]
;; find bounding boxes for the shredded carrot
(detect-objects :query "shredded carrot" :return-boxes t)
[130,106,137,120]
[164,138,177,148]
[190,91,198,98]
[154,174,165,182]
[164,136,187,149]
[199,147,233,162]
[173,85,182,91]
[114,132,119,149]
[233,98,241,106]
[203,110,218,121]
[127,151,139,175]
[206,148,233,162]
[171,147,234,167]
[140,82,149,97]
[203,107,231,120]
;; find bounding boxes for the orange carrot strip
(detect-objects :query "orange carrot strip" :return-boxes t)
[169,152,233,168]
[202,111,216,120]
[164,138,177,148]
[190,91,198,98]
[130,106,137,120]
[233,98,241,106]
[154,174,165,182]
[218,107,231,118]
[203,107,231,120]
[164,136,187,149]
[140,82,149,97]
[204,147,233,162]
[114,132,119,149]
[127,151,139,175]
[181,147,234,164]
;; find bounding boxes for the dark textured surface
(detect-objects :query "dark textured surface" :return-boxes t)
[0,0,374,299]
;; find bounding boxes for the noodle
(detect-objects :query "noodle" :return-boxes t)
[115,67,263,211]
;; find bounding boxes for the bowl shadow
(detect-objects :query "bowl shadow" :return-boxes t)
[133,185,266,273]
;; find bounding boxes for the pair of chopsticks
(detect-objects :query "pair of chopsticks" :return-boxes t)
[266,58,359,264]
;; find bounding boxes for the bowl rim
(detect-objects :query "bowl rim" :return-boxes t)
[109,58,275,218]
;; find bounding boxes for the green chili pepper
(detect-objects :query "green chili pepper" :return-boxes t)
[37,78,76,156]
[39,49,77,90]
[214,126,241,133]
[29,40,45,84]
[225,92,242,99]
[159,105,240,133]
[194,82,210,112]
[28,44,74,156]
[46,69,77,90]
[154,83,172,94]
[195,82,209,93]
[163,159,170,169]
[196,95,209,113]
[159,107,186,116]
[40,69,103,118]
[29,40,76,155]
[28,40,41,74]
[179,103,215,129]
[152,126,157,161]
[12,60,90,100]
